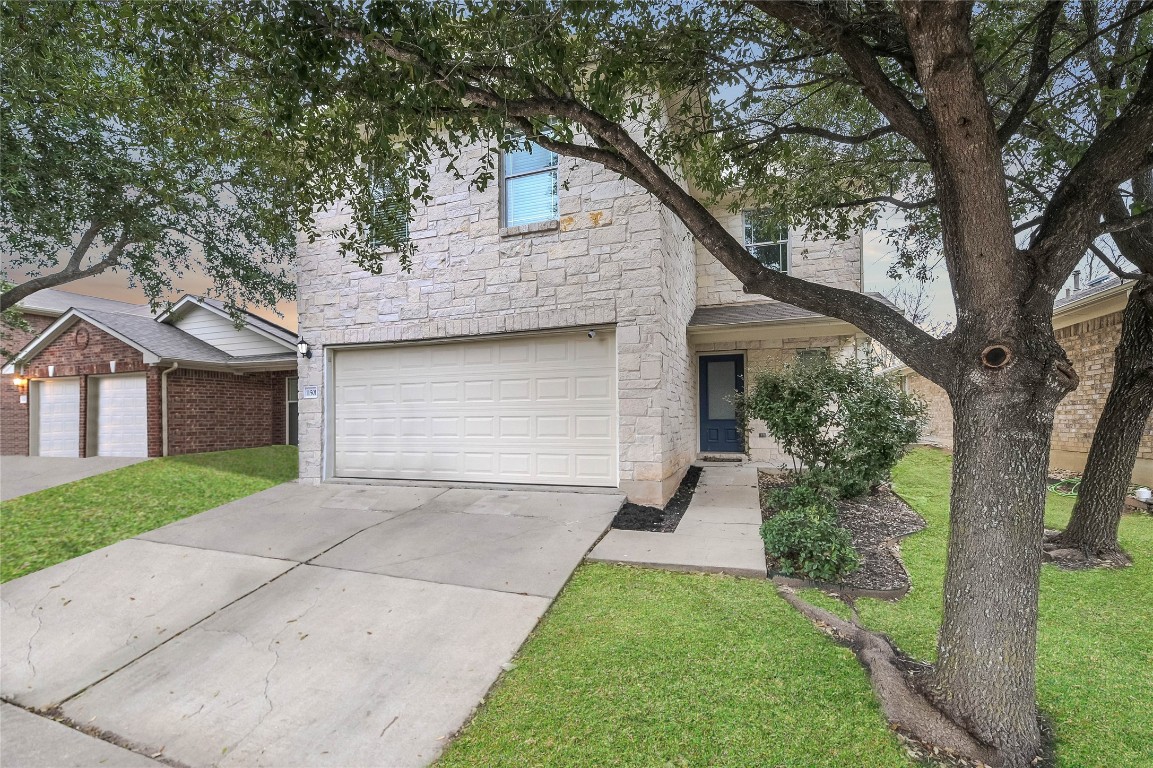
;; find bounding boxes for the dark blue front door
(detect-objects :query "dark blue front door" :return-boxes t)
[699,354,744,453]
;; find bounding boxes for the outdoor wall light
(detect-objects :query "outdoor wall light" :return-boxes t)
[12,376,27,391]
[297,339,312,359]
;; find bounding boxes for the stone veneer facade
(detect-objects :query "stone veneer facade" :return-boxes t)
[297,141,866,503]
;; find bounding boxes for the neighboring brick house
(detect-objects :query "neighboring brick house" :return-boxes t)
[898,277,1153,486]
[296,137,881,505]
[2,289,300,458]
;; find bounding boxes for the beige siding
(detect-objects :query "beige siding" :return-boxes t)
[172,307,289,356]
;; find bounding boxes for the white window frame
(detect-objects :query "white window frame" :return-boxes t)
[286,376,299,445]
[743,210,789,273]
[501,140,559,228]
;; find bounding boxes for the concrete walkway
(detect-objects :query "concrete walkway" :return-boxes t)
[1,456,148,501]
[1,481,622,768]
[588,464,768,578]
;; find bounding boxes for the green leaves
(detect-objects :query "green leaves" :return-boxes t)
[742,355,925,499]
[1,1,295,310]
[761,505,860,584]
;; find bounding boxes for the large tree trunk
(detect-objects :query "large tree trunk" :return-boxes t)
[1053,279,1153,562]
[928,376,1061,767]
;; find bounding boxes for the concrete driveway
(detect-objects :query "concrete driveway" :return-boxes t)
[1,456,149,501]
[1,482,622,768]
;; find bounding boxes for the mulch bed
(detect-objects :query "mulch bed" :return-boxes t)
[611,465,702,533]
[759,470,926,596]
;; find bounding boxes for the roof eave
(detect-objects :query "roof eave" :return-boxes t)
[5,310,158,369]
[1053,280,1132,318]
[158,296,297,350]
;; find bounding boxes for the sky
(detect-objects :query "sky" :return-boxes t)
[4,262,300,331]
[862,210,956,327]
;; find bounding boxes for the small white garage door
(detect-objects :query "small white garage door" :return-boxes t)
[94,374,148,457]
[35,379,80,457]
[333,330,617,486]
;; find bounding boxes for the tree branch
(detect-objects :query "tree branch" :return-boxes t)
[1089,242,1144,280]
[1,233,131,312]
[1029,53,1153,284]
[319,12,957,389]
[996,1,1062,145]
[830,195,936,211]
[748,1,932,153]
[1096,208,1153,237]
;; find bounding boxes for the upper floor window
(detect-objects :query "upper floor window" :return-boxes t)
[503,141,558,227]
[369,178,409,248]
[743,210,788,272]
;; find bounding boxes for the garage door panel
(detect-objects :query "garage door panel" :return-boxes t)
[36,379,80,457]
[333,331,616,486]
[95,375,147,457]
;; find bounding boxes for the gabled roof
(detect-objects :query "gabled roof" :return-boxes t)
[16,288,152,317]
[156,295,297,345]
[82,309,237,364]
[3,301,296,374]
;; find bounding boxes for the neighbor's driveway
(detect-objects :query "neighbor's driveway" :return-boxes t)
[1,482,622,768]
[1,456,149,501]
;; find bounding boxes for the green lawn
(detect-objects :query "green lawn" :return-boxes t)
[1,446,298,582]
[439,448,1153,768]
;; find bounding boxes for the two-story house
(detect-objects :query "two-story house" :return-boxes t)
[296,139,874,505]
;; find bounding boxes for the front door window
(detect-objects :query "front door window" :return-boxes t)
[699,354,744,453]
[286,377,299,446]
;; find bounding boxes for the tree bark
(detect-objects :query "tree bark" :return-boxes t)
[929,364,1066,767]
[1052,279,1153,562]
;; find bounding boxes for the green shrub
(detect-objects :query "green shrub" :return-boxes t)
[766,482,837,518]
[760,506,860,583]
[741,355,924,498]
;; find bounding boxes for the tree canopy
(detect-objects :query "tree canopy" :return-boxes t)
[0,2,297,313]
[20,2,1151,766]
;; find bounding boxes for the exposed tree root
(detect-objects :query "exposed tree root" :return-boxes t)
[776,586,1003,768]
[1043,530,1133,569]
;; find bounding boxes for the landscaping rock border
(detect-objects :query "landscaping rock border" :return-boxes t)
[758,471,927,599]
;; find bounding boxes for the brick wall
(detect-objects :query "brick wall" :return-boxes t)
[4,315,292,459]
[3,318,148,456]
[899,308,1153,485]
[166,368,292,455]
[1052,309,1153,484]
[903,371,954,449]
[1,312,55,455]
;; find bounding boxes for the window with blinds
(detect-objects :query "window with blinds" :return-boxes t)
[503,141,558,227]
[743,210,789,272]
[369,179,409,248]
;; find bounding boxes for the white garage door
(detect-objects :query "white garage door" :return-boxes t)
[333,330,617,486]
[35,379,80,457]
[94,374,148,457]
